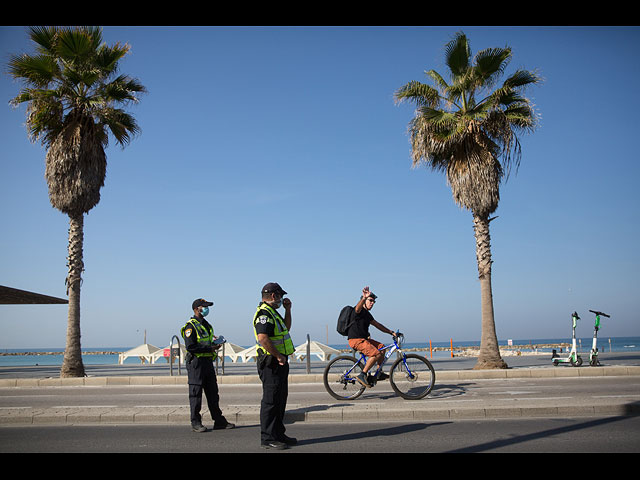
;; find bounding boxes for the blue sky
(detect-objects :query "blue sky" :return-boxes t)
[1,26,639,349]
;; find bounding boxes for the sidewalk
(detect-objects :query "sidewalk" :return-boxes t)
[1,354,639,425]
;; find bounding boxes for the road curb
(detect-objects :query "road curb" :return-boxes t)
[2,401,640,426]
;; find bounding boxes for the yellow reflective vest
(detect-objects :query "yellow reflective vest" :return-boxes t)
[181,317,217,360]
[253,302,294,356]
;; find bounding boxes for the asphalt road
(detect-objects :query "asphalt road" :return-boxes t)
[2,416,639,453]
[2,375,640,410]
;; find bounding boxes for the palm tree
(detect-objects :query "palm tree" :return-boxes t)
[394,32,541,369]
[8,26,146,377]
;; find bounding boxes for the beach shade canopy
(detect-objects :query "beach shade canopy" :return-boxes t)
[0,285,68,305]
[148,341,252,364]
[217,342,248,363]
[294,339,341,362]
[118,344,161,364]
[236,344,259,362]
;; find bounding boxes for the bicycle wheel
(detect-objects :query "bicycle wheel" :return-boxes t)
[389,354,435,400]
[323,355,367,400]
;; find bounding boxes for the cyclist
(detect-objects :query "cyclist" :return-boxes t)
[347,286,397,387]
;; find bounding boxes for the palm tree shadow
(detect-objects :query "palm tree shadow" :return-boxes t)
[296,421,451,446]
[429,382,471,399]
[283,403,349,425]
[444,402,640,453]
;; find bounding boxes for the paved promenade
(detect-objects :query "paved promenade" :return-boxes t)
[1,352,639,425]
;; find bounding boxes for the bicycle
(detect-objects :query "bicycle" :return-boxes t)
[323,332,435,400]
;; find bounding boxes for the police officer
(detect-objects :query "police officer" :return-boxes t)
[253,283,296,449]
[181,298,234,433]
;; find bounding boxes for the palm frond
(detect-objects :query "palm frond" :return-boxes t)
[55,26,102,62]
[97,108,141,146]
[472,47,511,88]
[27,26,58,56]
[101,75,147,103]
[424,69,448,91]
[394,80,439,108]
[445,32,471,77]
[7,53,59,88]
[95,43,130,74]
[503,68,542,90]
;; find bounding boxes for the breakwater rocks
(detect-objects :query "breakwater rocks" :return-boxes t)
[450,344,572,357]
[338,343,570,357]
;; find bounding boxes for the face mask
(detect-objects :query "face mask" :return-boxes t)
[201,306,210,317]
[272,298,282,309]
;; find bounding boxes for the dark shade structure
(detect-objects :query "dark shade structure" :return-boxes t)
[0,285,68,305]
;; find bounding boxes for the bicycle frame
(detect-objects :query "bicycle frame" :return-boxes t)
[347,333,409,383]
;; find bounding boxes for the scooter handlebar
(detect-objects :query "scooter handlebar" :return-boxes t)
[589,310,610,318]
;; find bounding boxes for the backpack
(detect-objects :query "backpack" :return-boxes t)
[336,305,355,336]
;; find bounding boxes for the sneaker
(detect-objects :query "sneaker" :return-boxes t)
[280,435,297,445]
[356,372,370,387]
[377,372,389,381]
[261,440,289,450]
[191,423,208,433]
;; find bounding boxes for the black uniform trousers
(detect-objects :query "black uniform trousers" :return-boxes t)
[186,355,224,426]
[257,355,289,442]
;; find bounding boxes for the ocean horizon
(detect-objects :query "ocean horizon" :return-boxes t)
[1,336,638,367]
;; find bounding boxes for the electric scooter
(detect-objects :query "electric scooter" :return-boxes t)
[588,310,611,366]
[552,312,583,367]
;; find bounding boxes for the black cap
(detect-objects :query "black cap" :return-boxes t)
[192,298,213,309]
[262,282,287,295]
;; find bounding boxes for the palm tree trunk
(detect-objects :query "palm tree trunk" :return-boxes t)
[60,213,86,377]
[472,213,508,370]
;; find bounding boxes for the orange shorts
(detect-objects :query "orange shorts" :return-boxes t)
[348,338,384,358]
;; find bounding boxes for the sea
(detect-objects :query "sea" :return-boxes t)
[1,336,638,367]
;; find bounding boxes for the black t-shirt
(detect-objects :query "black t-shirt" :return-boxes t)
[347,308,374,340]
